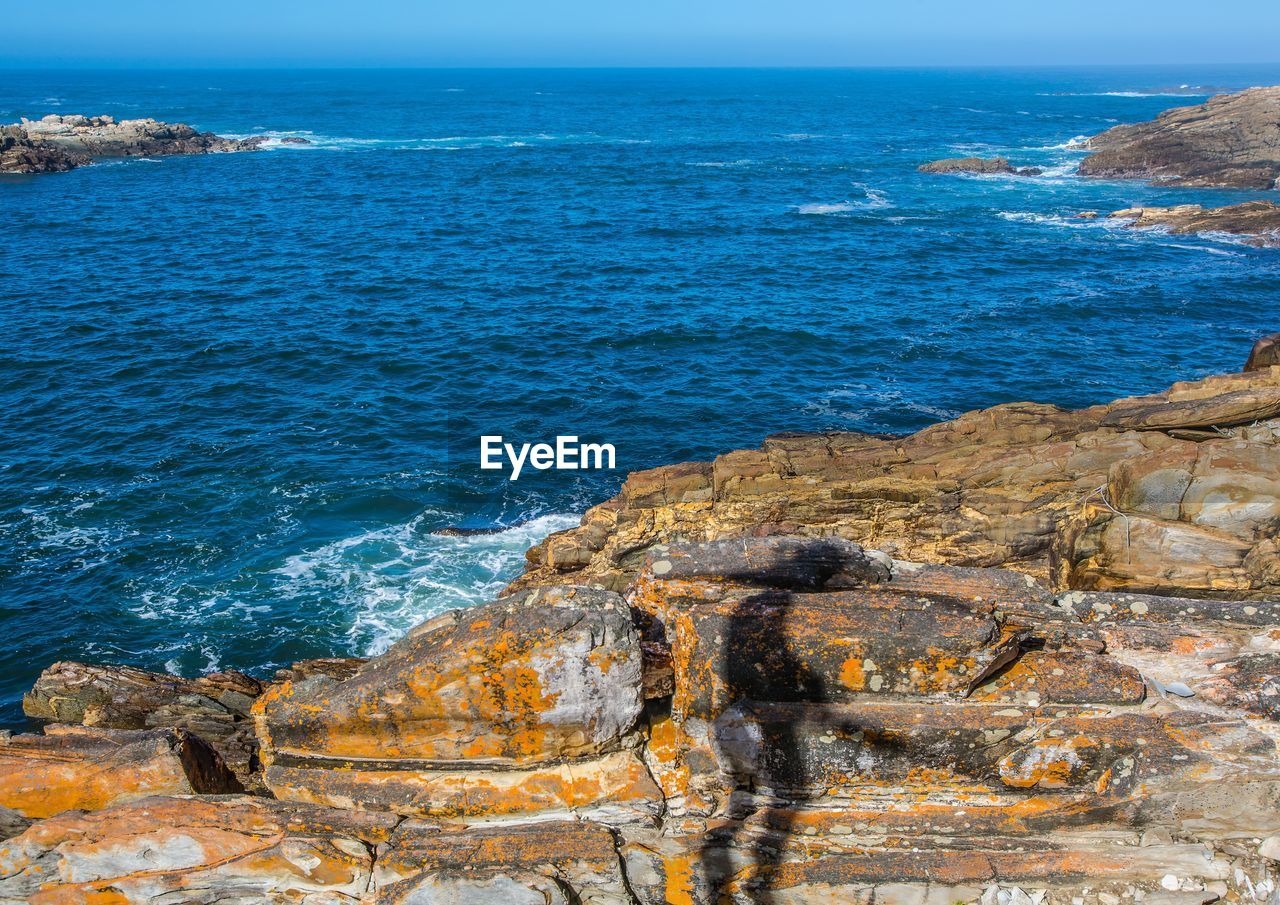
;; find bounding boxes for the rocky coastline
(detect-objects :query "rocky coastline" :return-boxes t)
[0,114,269,175]
[2,338,1280,902]
[1078,86,1280,189]
[1104,201,1280,247]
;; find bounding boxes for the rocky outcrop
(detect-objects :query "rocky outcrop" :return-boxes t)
[9,344,1280,902]
[516,365,1280,600]
[1107,201,1280,247]
[254,585,661,824]
[0,795,400,904]
[1248,333,1280,371]
[0,726,238,820]
[25,661,264,784]
[919,156,1043,176]
[0,114,261,174]
[1079,86,1280,188]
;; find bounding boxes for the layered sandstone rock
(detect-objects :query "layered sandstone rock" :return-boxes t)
[615,539,1280,904]
[0,114,261,174]
[919,156,1043,176]
[25,661,264,784]
[0,795,400,904]
[1079,86,1280,188]
[1107,201,1280,247]
[517,366,1280,599]
[254,585,661,823]
[0,726,237,820]
[1248,333,1280,371]
[10,349,1280,903]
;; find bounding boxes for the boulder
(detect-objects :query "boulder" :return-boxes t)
[1080,86,1280,188]
[1247,333,1280,371]
[0,726,238,819]
[254,585,657,822]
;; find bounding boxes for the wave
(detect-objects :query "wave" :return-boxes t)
[273,511,581,656]
[688,159,756,168]
[796,184,892,215]
[227,130,649,152]
[1039,90,1212,98]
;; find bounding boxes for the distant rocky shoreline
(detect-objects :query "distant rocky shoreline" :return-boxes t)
[5,337,1280,903]
[0,114,303,175]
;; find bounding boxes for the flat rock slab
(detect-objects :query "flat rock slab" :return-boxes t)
[0,726,238,819]
[0,795,398,904]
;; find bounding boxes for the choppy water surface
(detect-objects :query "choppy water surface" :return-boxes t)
[3,66,1280,723]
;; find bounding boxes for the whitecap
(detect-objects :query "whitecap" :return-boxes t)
[796,184,892,215]
[273,512,581,656]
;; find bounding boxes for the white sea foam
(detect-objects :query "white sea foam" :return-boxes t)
[273,512,581,655]
[230,131,647,152]
[688,159,755,168]
[796,184,892,215]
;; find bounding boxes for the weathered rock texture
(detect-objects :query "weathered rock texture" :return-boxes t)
[10,347,1280,903]
[0,114,261,174]
[25,661,264,784]
[254,585,661,824]
[516,366,1280,600]
[1248,333,1280,371]
[919,156,1043,176]
[0,726,237,819]
[1079,86,1280,188]
[1107,201,1280,247]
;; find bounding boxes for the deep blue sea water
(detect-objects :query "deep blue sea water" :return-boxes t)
[3,66,1280,725]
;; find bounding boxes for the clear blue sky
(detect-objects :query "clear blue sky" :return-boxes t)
[5,0,1279,68]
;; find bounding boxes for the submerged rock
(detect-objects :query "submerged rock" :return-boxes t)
[918,155,1043,176]
[0,113,262,174]
[1107,201,1280,247]
[1080,86,1280,188]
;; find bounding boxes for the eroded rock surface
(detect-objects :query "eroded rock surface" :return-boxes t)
[0,114,261,174]
[517,366,1280,599]
[1079,86,1280,188]
[254,585,660,823]
[1107,201,1280,247]
[0,726,238,820]
[25,661,264,784]
[11,350,1280,903]
[919,156,1043,176]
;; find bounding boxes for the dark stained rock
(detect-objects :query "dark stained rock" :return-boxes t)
[919,156,1043,176]
[1107,202,1280,248]
[1080,86,1280,188]
[1247,333,1280,371]
[0,726,238,819]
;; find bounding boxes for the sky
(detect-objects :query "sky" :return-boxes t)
[4,0,1280,68]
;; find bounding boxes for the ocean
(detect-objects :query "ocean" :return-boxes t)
[3,66,1279,725]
